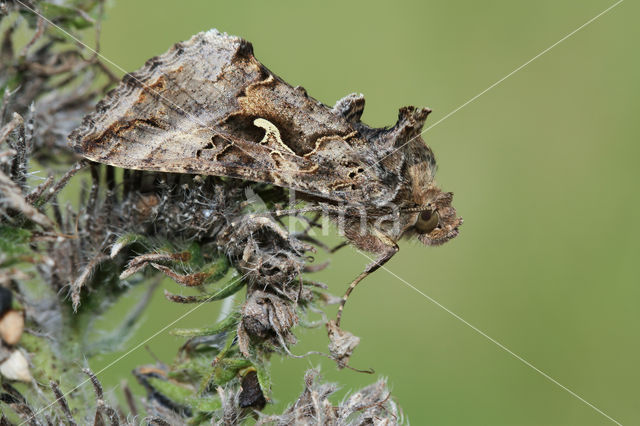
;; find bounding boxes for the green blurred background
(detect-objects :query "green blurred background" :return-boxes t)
[87,1,639,424]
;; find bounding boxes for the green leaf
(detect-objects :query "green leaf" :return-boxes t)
[109,233,150,257]
[164,274,245,304]
[38,2,94,30]
[200,257,230,285]
[171,311,240,338]
[254,358,272,400]
[0,225,32,263]
[146,376,194,406]
[211,358,252,387]
[168,357,213,383]
[190,396,222,414]
[186,242,205,267]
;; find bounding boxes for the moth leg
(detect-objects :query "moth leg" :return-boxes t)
[330,241,349,254]
[335,233,398,327]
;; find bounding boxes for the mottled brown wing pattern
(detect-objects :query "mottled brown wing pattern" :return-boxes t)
[69,30,391,204]
[69,29,462,332]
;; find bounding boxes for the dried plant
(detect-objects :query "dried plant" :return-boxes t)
[0,1,403,424]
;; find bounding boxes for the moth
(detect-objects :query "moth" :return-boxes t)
[70,30,462,327]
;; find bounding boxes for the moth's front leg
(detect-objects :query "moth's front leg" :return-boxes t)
[335,230,399,327]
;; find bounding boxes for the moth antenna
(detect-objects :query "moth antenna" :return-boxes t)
[273,206,325,217]
[402,205,431,213]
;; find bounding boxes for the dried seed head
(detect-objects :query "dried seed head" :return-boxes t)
[326,320,360,368]
[238,370,266,410]
[240,290,298,352]
[256,369,400,425]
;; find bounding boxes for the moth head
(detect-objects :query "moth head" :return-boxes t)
[410,189,462,246]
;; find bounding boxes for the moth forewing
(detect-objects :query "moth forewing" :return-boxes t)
[70,29,462,332]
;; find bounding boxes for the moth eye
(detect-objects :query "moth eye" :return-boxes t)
[415,210,439,233]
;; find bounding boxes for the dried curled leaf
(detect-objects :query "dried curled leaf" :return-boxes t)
[326,319,360,368]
